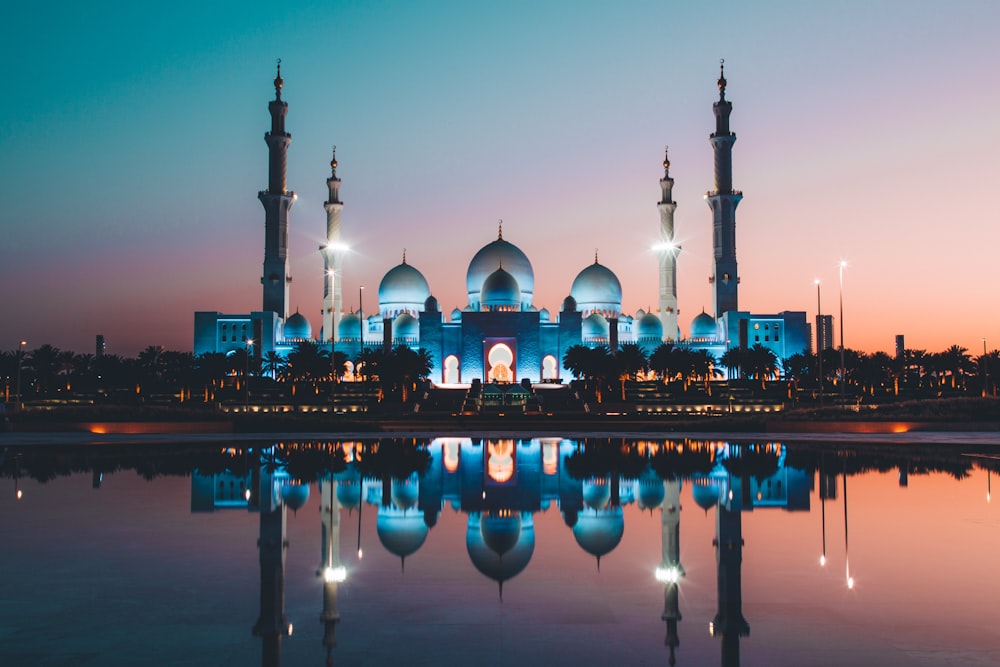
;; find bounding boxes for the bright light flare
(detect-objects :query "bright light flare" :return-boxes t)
[655,566,682,584]
[357,548,363,559]
[324,242,351,253]
[16,489,23,500]
[323,566,347,583]
[651,241,678,253]
[819,554,826,567]
[847,577,855,589]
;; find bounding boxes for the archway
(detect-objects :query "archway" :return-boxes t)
[444,355,460,384]
[487,343,514,383]
[542,354,558,380]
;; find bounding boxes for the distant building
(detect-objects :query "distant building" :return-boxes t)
[816,315,834,354]
[194,62,809,380]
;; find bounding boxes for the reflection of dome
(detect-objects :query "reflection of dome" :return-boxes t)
[481,265,521,311]
[690,311,718,339]
[582,313,609,341]
[283,311,312,341]
[335,478,361,509]
[377,508,429,563]
[636,469,666,511]
[393,313,419,341]
[692,477,721,512]
[637,312,664,341]
[481,513,521,556]
[572,507,624,564]
[466,513,535,595]
[582,478,611,510]
[571,261,622,316]
[338,312,361,339]
[279,481,310,511]
[379,261,430,316]
[390,475,419,510]
[467,235,534,308]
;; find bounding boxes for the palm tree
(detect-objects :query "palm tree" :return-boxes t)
[261,350,286,379]
[26,344,61,396]
[939,345,973,390]
[562,345,592,381]
[719,347,747,381]
[648,343,676,382]
[744,344,778,390]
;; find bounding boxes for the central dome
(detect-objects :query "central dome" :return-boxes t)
[467,232,534,309]
[480,265,521,311]
[379,259,430,318]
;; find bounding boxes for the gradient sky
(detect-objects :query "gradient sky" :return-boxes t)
[2,1,998,356]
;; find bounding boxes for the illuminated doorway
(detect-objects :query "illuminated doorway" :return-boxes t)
[444,355,460,384]
[542,354,558,381]
[487,343,514,383]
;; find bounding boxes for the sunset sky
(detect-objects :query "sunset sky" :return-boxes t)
[2,1,998,356]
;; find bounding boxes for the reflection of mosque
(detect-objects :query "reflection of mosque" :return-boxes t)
[189,440,811,666]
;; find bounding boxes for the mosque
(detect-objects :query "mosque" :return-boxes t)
[194,62,809,381]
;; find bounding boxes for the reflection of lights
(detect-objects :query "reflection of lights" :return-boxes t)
[655,566,682,584]
[16,489,23,500]
[244,489,252,501]
[287,623,294,636]
[819,555,826,566]
[847,577,855,589]
[357,548,363,559]
[708,621,716,636]
[323,566,347,583]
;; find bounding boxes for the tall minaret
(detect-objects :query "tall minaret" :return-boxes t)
[659,479,684,665]
[321,148,344,342]
[706,60,742,319]
[259,60,295,318]
[657,148,681,341]
[712,473,750,666]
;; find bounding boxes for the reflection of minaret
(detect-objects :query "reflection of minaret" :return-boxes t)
[706,60,742,319]
[319,476,345,666]
[711,474,749,667]
[321,148,344,342]
[252,457,292,667]
[658,479,684,665]
[658,148,681,341]
[259,61,295,318]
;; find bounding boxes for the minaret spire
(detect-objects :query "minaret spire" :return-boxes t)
[706,59,742,319]
[658,146,681,341]
[260,60,295,318]
[498,219,503,240]
[322,146,344,342]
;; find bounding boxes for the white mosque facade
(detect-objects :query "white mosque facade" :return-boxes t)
[194,63,809,381]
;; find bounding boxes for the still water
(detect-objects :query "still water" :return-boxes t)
[2,436,999,666]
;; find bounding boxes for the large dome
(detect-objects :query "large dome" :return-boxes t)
[480,265,521,311]
[466,233,534,309]
[571,261,622,317]
[379,260,430,317]
[283,311,312,341]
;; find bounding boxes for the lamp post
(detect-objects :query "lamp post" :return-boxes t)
[15,340,26,411]
[838,261,847,406]
[245,338,253,410]
[358,286,365,383]
[815,280,823,407]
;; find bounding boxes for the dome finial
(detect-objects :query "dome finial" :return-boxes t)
[717,58,727,101]
[402,248,407,265]
[594,248,599,265]
[498,218,503,240]
[330,145,338,175]
[274,58,284,100]
[663,145,670,173]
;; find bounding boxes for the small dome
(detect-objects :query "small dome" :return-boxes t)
[636,308,646,319]
[279,481,310,511]
[377,508,429,559]
[394,312,419,340]
[334,474,361,510]
[690,311,718,339]
[562,295,578,312]
[283,312,312,341]
[338,312,361,339]
[571,261,622,316]
[467,235,534,308]
[390,474,419,510]
[636,469,666,511]
[638,312,664,340]
[692,477,721,512]
[539,307,551,323]
[582,478,611,510]
[582,313,609,340]
[572,508,625,560]
[424,295,439,312]
[379,261,430,315]
[450,307,463,323]
[481,265,521,310]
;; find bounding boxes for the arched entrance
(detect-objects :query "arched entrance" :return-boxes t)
[542,354,558,381]
[487,342,515,383]
[444,355,460,384]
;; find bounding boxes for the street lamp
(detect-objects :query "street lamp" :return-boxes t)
[245,338,254,410]
[15,340,26,410]
[815,280,823,407]
[838,261,847,406]
[358,286,365,383]
[983,337,989,397]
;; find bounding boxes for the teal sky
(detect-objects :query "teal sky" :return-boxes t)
[2,1,998,355]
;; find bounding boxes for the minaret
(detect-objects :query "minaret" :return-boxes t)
[321,148,344,342]
[259,60,295,318]
[712,473,750,667]
[706,60,742,319]
[319,476,343,666]
[252,455,291,666]
[657,148,681,341]
[659,479,684,665]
